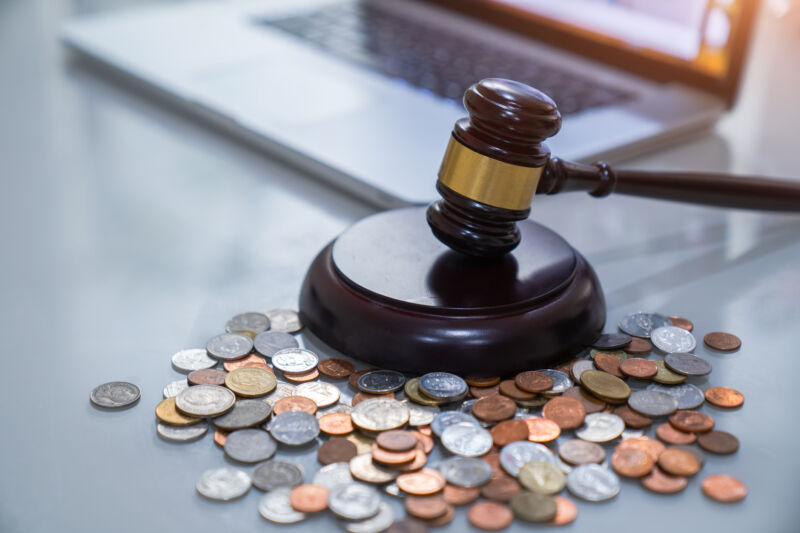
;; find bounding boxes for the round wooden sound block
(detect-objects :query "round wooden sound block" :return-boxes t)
[299,207,605,376]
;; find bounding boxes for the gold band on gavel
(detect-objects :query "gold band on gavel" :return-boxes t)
[437,136,543,211]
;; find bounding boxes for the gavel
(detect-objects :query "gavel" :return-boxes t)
[427,78,800,257]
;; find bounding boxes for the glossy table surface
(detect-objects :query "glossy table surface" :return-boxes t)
[1,1,799,532]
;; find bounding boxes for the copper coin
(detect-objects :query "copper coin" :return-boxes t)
[349,368,374,389]
[377,430,418,452]
[388,448,428,473]
[386,521,428,533]
[697,430,739,454]
[640,466,688,494]
[613,405,653,429]
[273,395,317,415]
[397,468,445,495]
[443,484,479,506]
[411,430,434,454]
[624,337,652,355]
[482,454,505,480]
[224,353,269,372]
[187,368,227,386]
[558,439,606,465]
[490,420,530,447]
[668,316,694,331]
[317,358,355,379]
[705,387,744,408]
[480,476,521,502]
[405,495,448,519]
[619,358,658,379]
[658,447,701,476]
[213,429,229,447]
[420,503,454,527]
[656,422,697,445]
[555,358,580,375]
[289,483,329,513]
[542,396,586,430]
[593,353,624,378]
[704,331,741,351]
[467,501,514,531]
[669,410,714,433]
[352,391,395,406]
[616,436,665,462]
[549,496,578,526]
[498,379,535,401]
[472,395,516,422]
[562,386,606,414]
[514,371,555,394]
[465,376,501,387]
[470,384,500,398]
[319,412,354,436]
[371,444,417,465]
[317,437,357,465]
[701,474,747,503]
[283,368,320,383]
[611,447,654,478]
[525,417,562,443]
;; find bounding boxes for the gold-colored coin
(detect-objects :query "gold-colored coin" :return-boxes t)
[652,361,687,385]
[519,461,566,495]
[224,366,277,397]
[579,370,631,401]
[405,378,444,406]
[155,397,202,426]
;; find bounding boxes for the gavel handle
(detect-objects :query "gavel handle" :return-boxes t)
[540,158,800,212]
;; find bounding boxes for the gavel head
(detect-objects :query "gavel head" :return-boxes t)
[426,78,561,257]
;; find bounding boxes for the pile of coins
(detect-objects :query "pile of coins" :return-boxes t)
[91,310,748,531]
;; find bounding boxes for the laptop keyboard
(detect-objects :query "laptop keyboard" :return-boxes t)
[259,2,633,116]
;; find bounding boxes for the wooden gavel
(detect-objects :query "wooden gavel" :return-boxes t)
[427,78,800,257]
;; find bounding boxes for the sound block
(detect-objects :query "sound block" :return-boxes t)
[299,207,605,375]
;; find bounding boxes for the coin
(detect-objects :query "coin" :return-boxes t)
[441,422,493,457]
[465,376,501,387]
[480,477,521,502]
[500,441,555,477]
[618,312,671,338]
[590,349,628,362]
[212,399,271,430]
[439,457,492,488]
[264,308,303,333]
[570,360,595,384]
[646,383,704,410]
[611,447,654,478]
[539,369,572,394]
[404,377,444,406]
[490,420,530,447]
[651,326,697,353]
[613,405,653,428]
[592,333,632,350]
[701,474,747,503]
[404,401,439,427]
[619,358,658,379]
[627,390,679,417]
[288,483,328,513]
[655,422,697,444]
[624,337,653,355]
[328,482,381,520]
[433,412,481,439]
[575,413,625,442]
[317,403,353,418]
[174,385,235,417]
[616,436,665,462]
[156,422,208,442]
[420,502,454,527]
[566,464,620,501]
[206,333,253,361]
[313,462,354,490]
[196,467,251,501]
[593,352,625,378]
[268,411,320,445]
[511,491,558,522]
[376,430,417,452]
[412,430,434,453]
[346,432,376,455]
[318,358,356,379]
[664,352,712,376]
[580,370,631,401]
[703,331,741,351]
[652,361,687,385]
[668,315,694,331]
[162,379,188,399]
[226,312,270,336]
[252,460,304,491]
[224,353,271,372]
[640,466,688,494]
[319,412,354,435]
[171,348,218,373]
[442,484,479,506]
[352,391,394,406]
[542,396,586,429]
[342,500,394,533]
[263,381,296,407]
[472,395,516,422]
[258,488,306,523]
[294,381,341,408]
[224,428,277,463]
[371,443,417,466]
[283,371,320,386]
[272,348,318,373]
[214,429,228,447]
[705,386,744,408]
[514,371,555,393]
[498,379,536,400]
[524,418,561,443]
[351,398,409,432]
[349,454,398,484]
[558,439,605,465]
[519,461,566,495]
[396,468,446,495]
[225,366,277,397]
[697,430,740,454]
[358,370,407,394]
[470,384,500,399]
[563,386,606,414]
[186,368,225,386]
[669,410,714,433]
[405,495,448,520]
[90,381,141,409]
[468,501,514,530]
[418,372,468,402]
[658,447,701,476]
[549,496,578,526]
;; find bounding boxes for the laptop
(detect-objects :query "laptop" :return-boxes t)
[61,0,758,207]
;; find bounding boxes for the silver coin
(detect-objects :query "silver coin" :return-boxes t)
[156,422,208,442]
[317,404,353,419]
[313,462,353,490]
[558,439,606,466]
[351,399,409,432]
[618,312,672,338]
[651,326,697,353]
[175,384,235,417]
[554,454,574,474]
[254,330,298,358]
[627,390,679,417]
[431,411,480,437]
[566,464,620,502]
[441,422,493,457]
[328,482,381,520]
[383,483,402,497]
[267,411,320,445]
[272,348,319,373]
[212,399,272,430]
[571,360,595,384]
[264,308,303,333]
[226,312,270,335]
[621,428,645,440]
[258,488,306,523]
[295,381,341,408]
[196,467,251,501]
[500,441,556,477]
[418,372,468,401]
[224,428,278,463]
[592,333,632,350]
[664,352,712,376]
[252,460,304,491]
[357,370,406,394]
[90,381,141,409]
[263,382,296,407]
[539,369,573,395]
[342,501,394,533]
[439,456,493,487]
[403,401,439,426]
[171,348,217,373]
[575,413,625,443]
[206,333,253,361]
[646,383,705,410]
[162,379,188,399]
